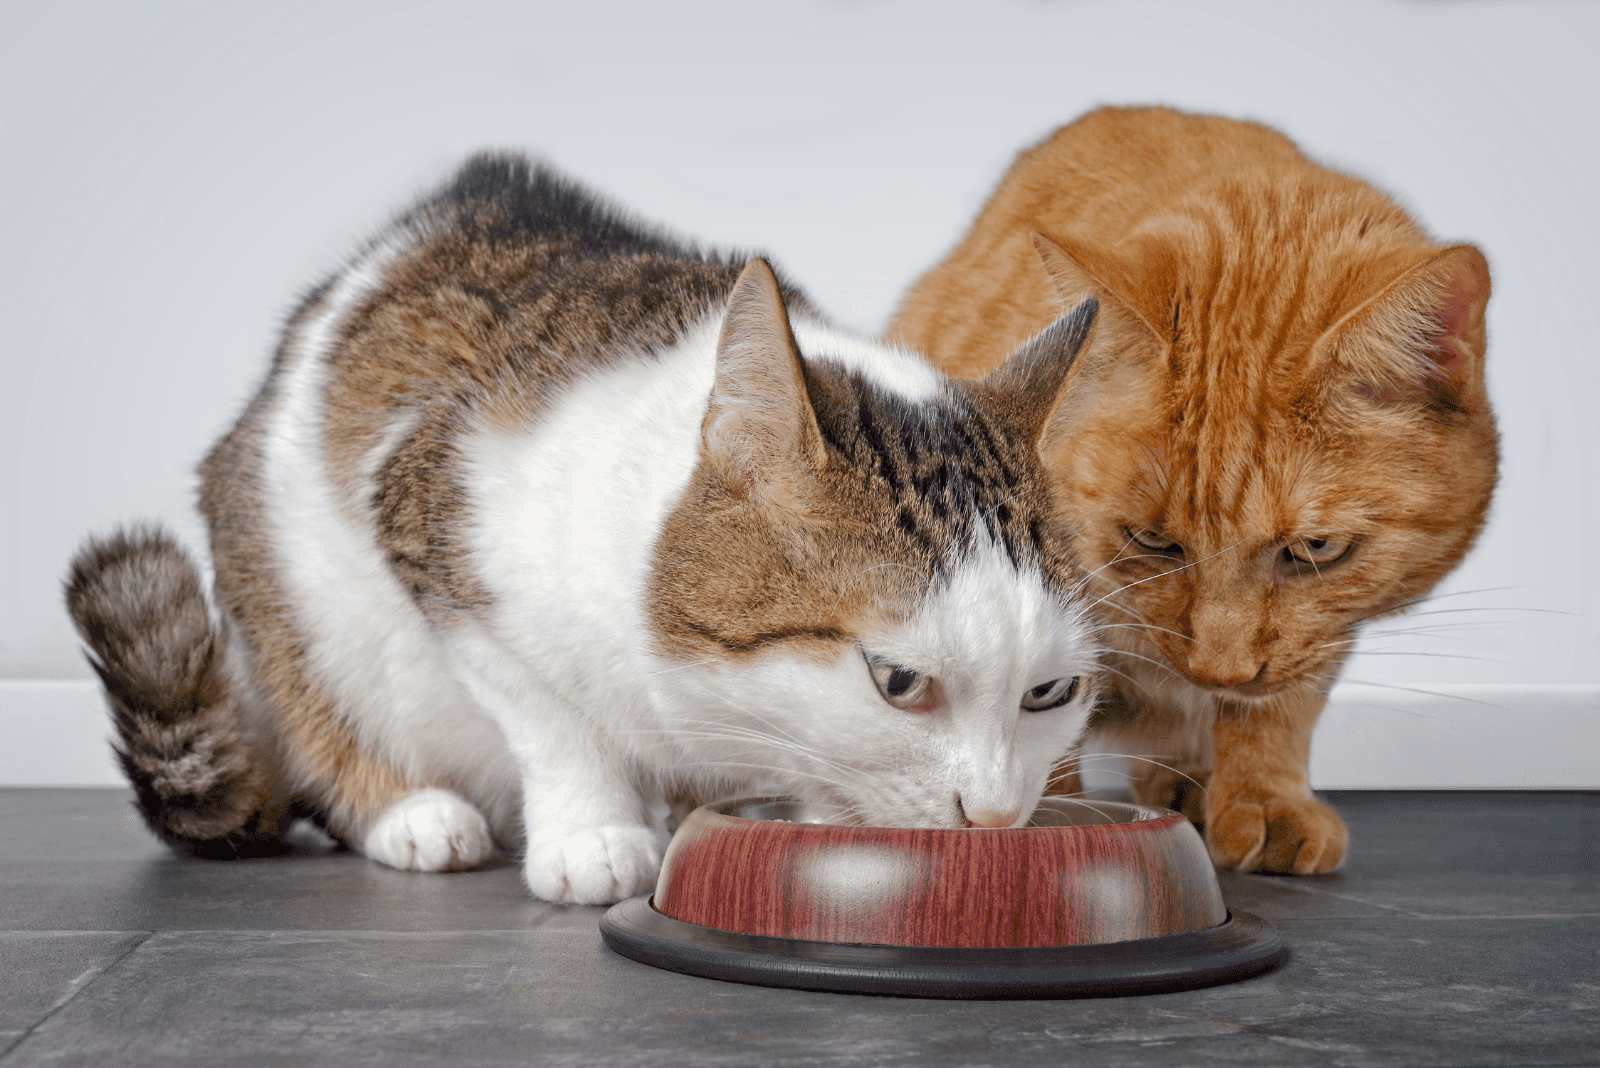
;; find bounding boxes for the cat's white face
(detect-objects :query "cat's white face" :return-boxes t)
[647,541,1098,828]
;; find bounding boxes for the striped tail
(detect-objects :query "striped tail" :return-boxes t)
[64,526,287,858]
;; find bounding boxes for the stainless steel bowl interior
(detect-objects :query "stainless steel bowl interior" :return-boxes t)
[706,796,1167,828]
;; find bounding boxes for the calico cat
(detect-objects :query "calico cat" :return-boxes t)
[66,155,1104,905]
[888,107,1496,874]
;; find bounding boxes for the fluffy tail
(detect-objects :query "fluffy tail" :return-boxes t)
[64,526,286,858]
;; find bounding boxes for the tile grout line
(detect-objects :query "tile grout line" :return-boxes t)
[1225,871,1424,918]
[1271,912,1600,924]
[1266,884,1419,917]
[0,931,154,1064]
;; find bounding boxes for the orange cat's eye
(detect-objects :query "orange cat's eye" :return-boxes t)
[1126,528,1183,557]
[1282,537,1353,570]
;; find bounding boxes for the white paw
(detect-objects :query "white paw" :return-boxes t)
[524,825,661,905]
[363,789,495,872]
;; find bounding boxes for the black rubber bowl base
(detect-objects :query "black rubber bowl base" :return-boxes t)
[599,896,1285,1000]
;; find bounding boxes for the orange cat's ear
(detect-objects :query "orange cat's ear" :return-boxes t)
[1031,233,1171,344]
[980,296,1099,444]
[1023,233,1169,443]
[1031,232,1103,308]
[702,259,828,505]
[1317,245,1492,416]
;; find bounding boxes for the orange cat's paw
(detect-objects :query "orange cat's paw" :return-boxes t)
[1205,793,1348,875]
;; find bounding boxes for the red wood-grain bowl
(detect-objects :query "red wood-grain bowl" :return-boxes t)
[652,797,1227,949]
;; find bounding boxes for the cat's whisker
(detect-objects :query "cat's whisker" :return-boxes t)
[669,757,871,798]
[1364,620,1509,633]
[1092,663,1145,689]
[1353,603,1578,627]
[663,714,901,779]
[606,658,723,691]
[1097,619,1194,644]
[1079,553,1145,586]
[1087,598,1198,654]
[1095,753,1209,792]
[1336,650,1510,664]
[676,688,904,779]
[677,681,824,756]
[649,729,876,789]
[1104,647,1187,680]
[1037,793,1123,823]
[639,722,892,782]
[1349,585,1541,624]
[1333,678,1510,711]
[1089,540,1245,611]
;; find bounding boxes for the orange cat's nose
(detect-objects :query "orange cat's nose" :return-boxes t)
[1189,663,1265,688]
[1203,671,1260,687]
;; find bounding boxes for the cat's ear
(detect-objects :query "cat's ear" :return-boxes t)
[980,296,1099,444]
[1031,232,1171,346]
[702,258,828,505]
[1023,233,1169,441]
[1316,244,1492,416]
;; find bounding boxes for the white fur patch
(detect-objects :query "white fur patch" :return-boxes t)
[790,315,944,402]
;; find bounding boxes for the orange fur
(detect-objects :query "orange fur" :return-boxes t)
[889,107,1497,873]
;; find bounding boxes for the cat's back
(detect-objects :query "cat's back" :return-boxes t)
[983,107,1311,235]
[200,155,760,621]
[889,107,1433,374]
[320,154,751,430]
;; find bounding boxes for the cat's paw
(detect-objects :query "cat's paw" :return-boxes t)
[363,789,495,872]
[524,825,661,905]
[1205,791,1348,875]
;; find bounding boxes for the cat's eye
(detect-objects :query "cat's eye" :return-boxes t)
[867,657,936,711]
[1020,677,1080,711]
[1126,528,1183,557]
[1282,537,1353,571]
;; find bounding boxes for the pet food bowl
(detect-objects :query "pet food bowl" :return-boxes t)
[600,797,1283,998]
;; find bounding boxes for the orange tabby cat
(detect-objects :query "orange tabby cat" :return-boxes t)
[888,106,1497,874]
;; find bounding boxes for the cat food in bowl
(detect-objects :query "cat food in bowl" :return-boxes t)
[600,797,1284,998]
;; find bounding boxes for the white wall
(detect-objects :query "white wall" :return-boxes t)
[3,0,1595,786]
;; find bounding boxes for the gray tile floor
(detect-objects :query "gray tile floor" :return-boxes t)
[2,788,1595,1067]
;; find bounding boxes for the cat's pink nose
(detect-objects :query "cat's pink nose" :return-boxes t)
[962,806,1021,828]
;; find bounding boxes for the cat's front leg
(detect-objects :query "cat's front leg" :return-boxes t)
[452,655,661,904]
[503,701,662,905]
[1205,687,1348,875]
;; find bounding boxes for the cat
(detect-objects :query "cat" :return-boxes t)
[65,154,1106,905]
[887,106,1497,875]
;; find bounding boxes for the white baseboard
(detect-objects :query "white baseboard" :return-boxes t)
[2,678,1595,790]
[2,680,127,786]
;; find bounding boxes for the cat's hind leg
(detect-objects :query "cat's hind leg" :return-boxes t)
[362,788,495,872]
